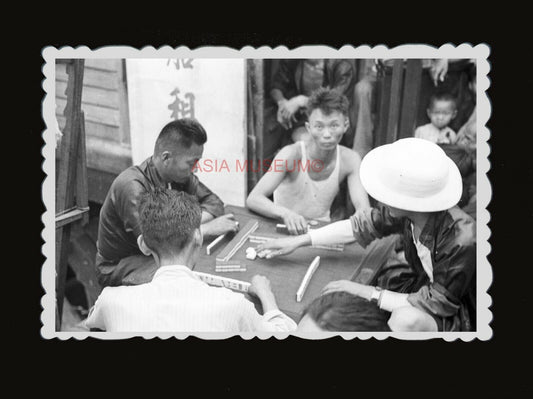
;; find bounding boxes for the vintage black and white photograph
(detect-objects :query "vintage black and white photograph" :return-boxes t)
[41,44,491,339]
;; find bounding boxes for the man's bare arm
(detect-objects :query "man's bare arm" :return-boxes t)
[246,145,308,235]
[344,149,371,212]
[201,211,215,224]
[246,146,292,220]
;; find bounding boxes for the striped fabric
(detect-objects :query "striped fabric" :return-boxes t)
[84,265,297,332]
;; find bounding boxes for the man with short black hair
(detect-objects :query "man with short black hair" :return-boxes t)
[96,118,239,287]
[297,291,391,332]
[246,88,370,234]
[85,188,296,332]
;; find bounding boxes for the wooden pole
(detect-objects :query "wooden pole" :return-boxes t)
[251,59,264,181]
[399,59,423,139]
[55,59,85,331]
[76,111,89,226]
[385,59,404,144]
[246,61,257,194]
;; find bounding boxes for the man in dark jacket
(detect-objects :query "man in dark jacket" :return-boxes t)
[96,118,239,287]
[257,138,476,332]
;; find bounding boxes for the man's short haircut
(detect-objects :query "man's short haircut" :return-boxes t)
[302,291,391,332]
[154,118,207,155]
[139,187,202,255]
[306,87,350,118]
[428,92,457,110]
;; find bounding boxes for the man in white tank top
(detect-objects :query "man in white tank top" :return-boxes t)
[246,88,371,235]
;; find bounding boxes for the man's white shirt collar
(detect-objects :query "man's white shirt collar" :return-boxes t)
[152,264,200,282]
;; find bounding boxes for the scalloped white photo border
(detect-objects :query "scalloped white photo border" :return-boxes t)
[41,43,492,341]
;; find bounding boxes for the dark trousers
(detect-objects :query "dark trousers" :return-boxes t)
[95,252,158,287]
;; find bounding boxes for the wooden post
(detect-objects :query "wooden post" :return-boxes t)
[55,59,85,331]
[251,59,264,181]
[385,59,404,144]
[117,59,132,147]
[374,67,389,148]
[76,112,89,226]
[374,59,424,146]
[398,59,423,139]
[56,60,84,214]
[246,60,257,194]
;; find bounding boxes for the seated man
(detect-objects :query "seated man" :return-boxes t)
[246,88,370,235]
[258,138,476,332]
[96,118,240,287]
[297,291,392,332]
[84,188,297,332]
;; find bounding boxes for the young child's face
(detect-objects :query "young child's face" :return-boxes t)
[306,109,348,150]
[427,100,457,129]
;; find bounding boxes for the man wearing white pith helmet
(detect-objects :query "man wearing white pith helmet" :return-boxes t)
[257,138,476,332]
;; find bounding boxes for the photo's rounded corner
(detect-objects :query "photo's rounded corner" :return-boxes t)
[46,46,485,340]
[473,42,491,58]
[41,45,59,62]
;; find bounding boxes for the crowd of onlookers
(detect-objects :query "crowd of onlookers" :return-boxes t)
[264,58,477,220]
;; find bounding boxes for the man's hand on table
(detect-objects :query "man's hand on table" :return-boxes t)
[321,280,374,301]
[201,214,240,237]
[248,275,278,313]
[256,234,310,259]
[280,209,308,235]
[248,275,272,297]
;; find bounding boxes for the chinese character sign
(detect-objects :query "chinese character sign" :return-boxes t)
[166,58,194,70]
[126,58,247,206]
[168,88,195,119]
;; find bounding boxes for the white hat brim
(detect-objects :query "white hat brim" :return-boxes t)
[360,143,463,212]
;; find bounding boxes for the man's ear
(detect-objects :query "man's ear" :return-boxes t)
[305,121,311,132]
[161,150,171,162]
[452,109,458,119]
[137,235,153,256]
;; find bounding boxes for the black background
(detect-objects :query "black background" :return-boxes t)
[20,27,530,396]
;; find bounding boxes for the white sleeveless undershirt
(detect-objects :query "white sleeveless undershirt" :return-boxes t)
[273,141,340,222]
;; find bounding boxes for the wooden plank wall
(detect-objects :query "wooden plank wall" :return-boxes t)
[56,59,132,203]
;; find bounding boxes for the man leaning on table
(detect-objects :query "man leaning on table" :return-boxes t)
[258,138,476,332]
[95,118,240,287]
[85,188,297,332]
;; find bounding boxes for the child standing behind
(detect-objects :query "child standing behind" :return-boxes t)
[415,93,458,144]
